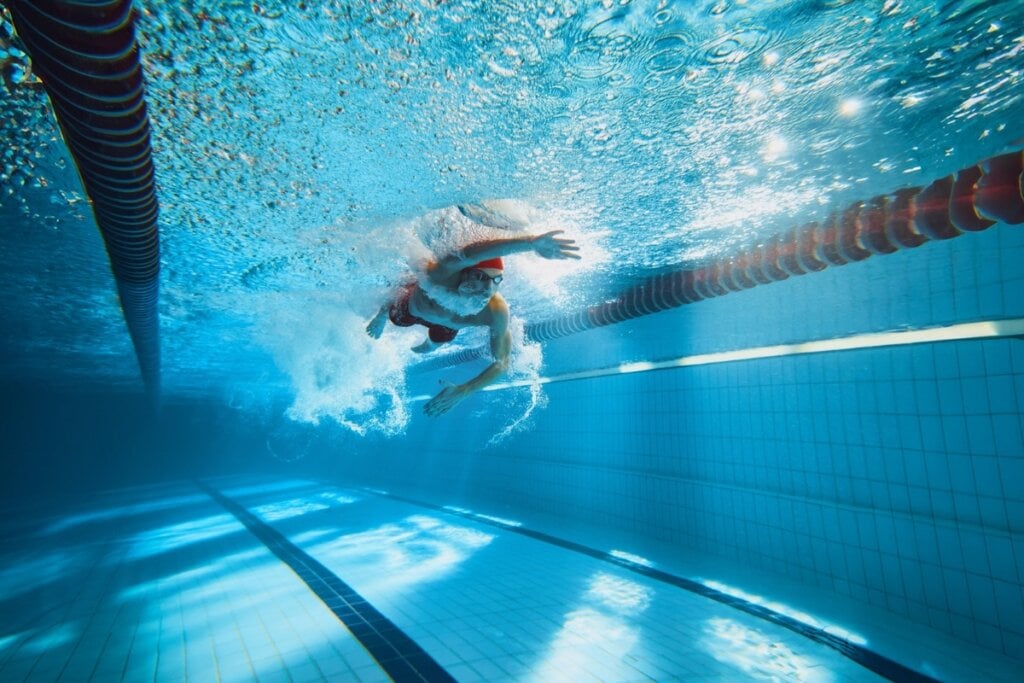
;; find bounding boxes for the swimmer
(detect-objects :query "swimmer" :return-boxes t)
[366,207,580,416]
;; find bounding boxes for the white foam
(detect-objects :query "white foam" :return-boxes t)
[256,297,412,436]
[486,316,548,445]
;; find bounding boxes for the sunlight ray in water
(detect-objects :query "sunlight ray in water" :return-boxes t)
[126,514,239,560]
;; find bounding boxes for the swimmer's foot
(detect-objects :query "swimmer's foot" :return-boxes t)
[411,339,440,354]
[366,307,387,339]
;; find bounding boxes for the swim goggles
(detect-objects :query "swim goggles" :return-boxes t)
[463,268,503,285]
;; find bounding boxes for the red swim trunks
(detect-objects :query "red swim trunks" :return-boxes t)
[388,284,459,344]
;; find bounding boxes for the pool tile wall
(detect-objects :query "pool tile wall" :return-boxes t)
[346,221,1024,661]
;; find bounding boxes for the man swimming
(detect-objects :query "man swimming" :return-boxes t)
[366,210,580,416]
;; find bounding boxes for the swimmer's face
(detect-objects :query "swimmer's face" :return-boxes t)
[458,267,503,295]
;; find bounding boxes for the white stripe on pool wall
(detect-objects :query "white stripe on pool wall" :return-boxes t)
[409,317,1024,401]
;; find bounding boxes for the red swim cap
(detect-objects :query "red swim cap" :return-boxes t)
[470,257,504,270]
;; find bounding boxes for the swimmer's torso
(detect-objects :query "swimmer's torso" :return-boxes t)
[409,286,499,329]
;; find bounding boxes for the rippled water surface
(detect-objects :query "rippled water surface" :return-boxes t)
[1,0,1022,403]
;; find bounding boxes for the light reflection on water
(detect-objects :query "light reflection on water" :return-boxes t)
[702,616,830,682]
[532,571,653,680]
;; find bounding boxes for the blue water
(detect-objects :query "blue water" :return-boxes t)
[2,1,1024,681]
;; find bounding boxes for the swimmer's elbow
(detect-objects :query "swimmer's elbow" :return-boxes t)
[488,348,511,374]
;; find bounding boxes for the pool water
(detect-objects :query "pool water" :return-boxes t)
[1,0,1023,681]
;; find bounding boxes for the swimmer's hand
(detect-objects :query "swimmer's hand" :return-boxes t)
[366,307,387,339]
[531,230,581,260]
[424,381,469,417]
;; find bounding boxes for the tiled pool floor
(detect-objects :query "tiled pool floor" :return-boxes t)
[1,476,1020,682]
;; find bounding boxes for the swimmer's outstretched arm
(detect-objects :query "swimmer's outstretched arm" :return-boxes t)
[424,297,512,416]
[430,230,581,280]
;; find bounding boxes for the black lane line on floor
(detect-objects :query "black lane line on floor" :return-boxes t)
[199,482,455,683]
[375,490,940,683]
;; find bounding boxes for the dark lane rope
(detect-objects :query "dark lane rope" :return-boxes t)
[6,0,161,401]
[413,149,1023,374]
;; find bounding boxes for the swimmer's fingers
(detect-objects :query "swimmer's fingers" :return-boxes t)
[424,386,453,415]
[549,243,581,260]
[542,231,579,245]
[533,231,582,260]
[424,390,452,416]
[539,230,579,247]
[424,383,465,416]
[423,398,440,416]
